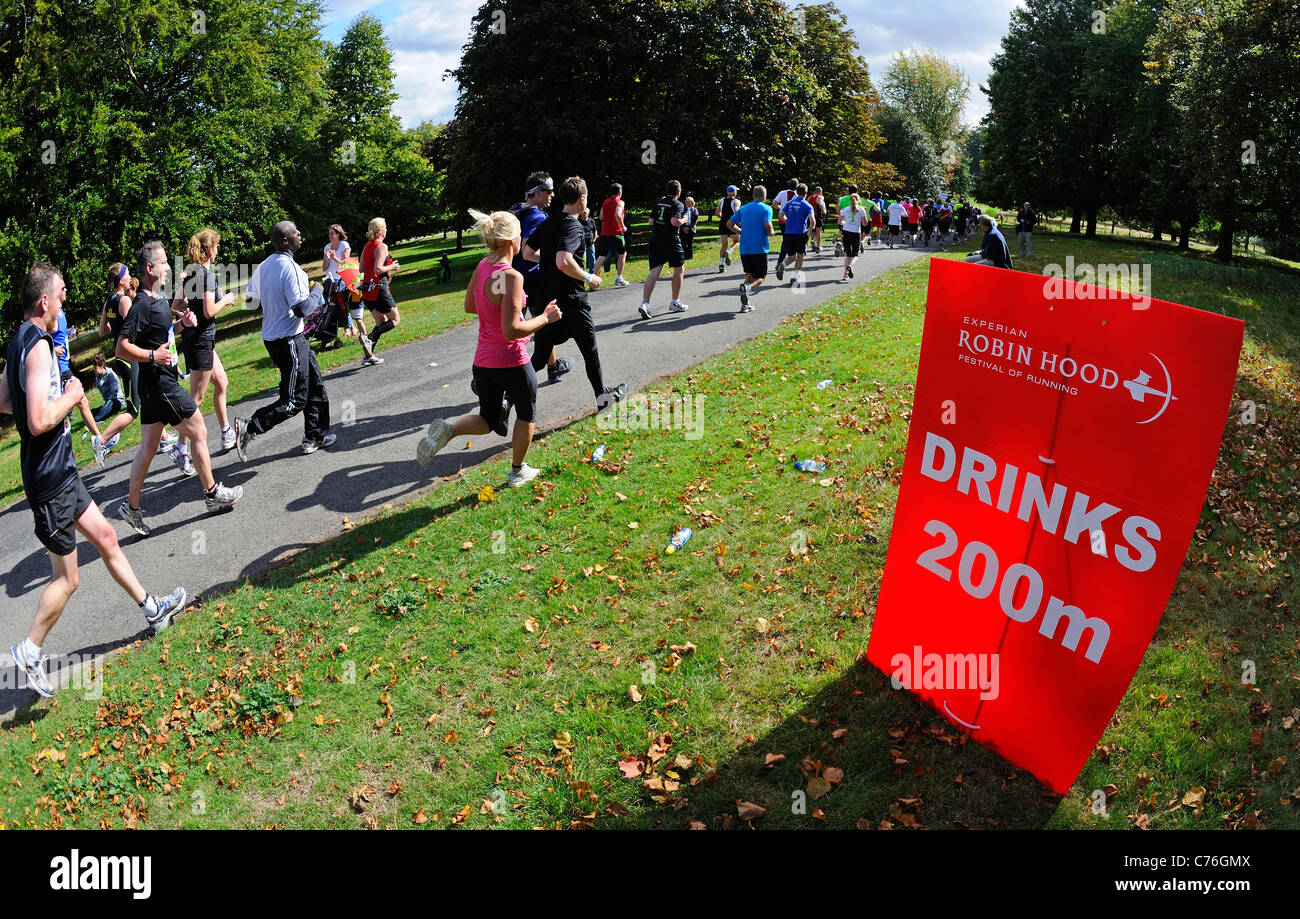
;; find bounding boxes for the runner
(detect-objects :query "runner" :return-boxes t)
[838,193,868,281]
[904,197,922,246]
[772,179,798,266]
[938,198,953,243]
[726,185,774,314]
[680,196,700,262]
[114,242,242,536]
[511,172,571,381]
[869,191,885,245]
[715,185,741,272]
[232,221,335,461]
[776,182,814,284]
[807,186,827,253]
[591,183,631,287]
[92,265,143,458]
[955,199,970,241]
[921,199,939,246]
[886,196,907,248]
[358,217,400,367]
[638,179,690,318]
[524,176,627,410]
[834,185,858,256]
[323,225,372,360]
[3,262,189,696]
[50,308,107,468]
[417,209,563,487]
[173,229,237,464]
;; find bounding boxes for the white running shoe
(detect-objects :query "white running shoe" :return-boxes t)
[91,435,107,469]
[104,433,120,451]
[614,277,630,288]
[416,419,453,467]
[668,300,688,313]
[221,426,236,450]
[171,444,195,477]
[204,482,243,512]
[11,641,52,697]
[145,586,188,634]
[637,302,653,320]
[508,463,541,488]
[160,429,179,449]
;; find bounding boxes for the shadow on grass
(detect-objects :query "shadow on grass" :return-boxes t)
[609,657,1062,830]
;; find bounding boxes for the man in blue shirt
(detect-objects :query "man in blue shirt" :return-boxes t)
[777,183,815,284]
[510,172,570,383]
[725,185,774,314]
[965,215,1014,269]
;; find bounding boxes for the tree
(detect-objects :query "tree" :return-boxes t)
[1148,0,1300,261]
[447,0,824,215]
[880,48,969,154]
[0,0,329,338]
[872,106,944,197]
[786,3,897,193]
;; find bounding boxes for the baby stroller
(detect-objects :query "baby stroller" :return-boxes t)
[306,264,361,351]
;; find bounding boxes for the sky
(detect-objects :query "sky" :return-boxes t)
[321,0,1026,129]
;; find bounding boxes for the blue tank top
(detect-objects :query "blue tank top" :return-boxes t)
[6,321,77,503]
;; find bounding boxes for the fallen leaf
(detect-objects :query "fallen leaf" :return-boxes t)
[763,753,786,768]
[478,485,495,503]
[736,800,766,821]
[824,766,845,785]
[1181,787,1205,807]
[618,759,644,779]
[628,684,642,703]
[412,810,427,825]
[524,617,539,633]
[807,776,832,799]
[669,642,697,656]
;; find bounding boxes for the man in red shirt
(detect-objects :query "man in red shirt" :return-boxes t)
[591,183,630,288]
[904,197,922,247]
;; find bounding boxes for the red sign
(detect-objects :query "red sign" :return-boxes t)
[866,258,1244,793]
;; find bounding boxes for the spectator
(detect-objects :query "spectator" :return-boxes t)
[90,354,124,423]
[681,196,700,261]
[1016,201,1038,258]
[965,215,1014,269]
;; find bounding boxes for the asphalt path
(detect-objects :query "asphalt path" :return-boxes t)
[0,238,931,714]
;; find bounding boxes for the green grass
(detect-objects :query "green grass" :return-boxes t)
[0,227,1295,830]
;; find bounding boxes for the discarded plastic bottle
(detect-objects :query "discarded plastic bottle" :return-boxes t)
[665,527,693,554]
[590,445,607,462]
[794,459,826,473]
[816,379,833,389]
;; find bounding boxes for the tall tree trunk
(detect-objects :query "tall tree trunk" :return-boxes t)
[1214,207,1234,262]
[1085,206,1098,238]
[1177,223,1191,250]
[1069,205,1082,234]
[456,227,464,252]
[1152,224,1163,242]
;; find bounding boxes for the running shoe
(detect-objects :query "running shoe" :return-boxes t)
[117,501,151,537]
[234,417,253,462]
[740,301,755,314]
[841,272,849,283]
[160,429,179,449]
[668,300,688,313]
[614,277,630,288]
[204,482,243,512]
[717,261,726,274]
[507,463,541,488]
[638,302,653,320]
[301,432,338,454]
[91,435,107,469]
[11,642,52,697]
[145,586,188,634]
[104,433,120,451]
[724,249,732,265]
[221,426,236,450]
[739,282,750,309]
[848,266,855,279]
[547,357,572,383]
[171,444,195,477]
[775,259,785,281]
[362,355,384,366]
[596,383,628,412]
[416,418,453,467]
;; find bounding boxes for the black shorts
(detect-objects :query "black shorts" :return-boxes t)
[647,238,685,270]
[889,224,901,236]
[32,476,92,556]
[740,253,768,279]
[905,221,918,233]
[473,362,538,427]
[366,282,397,316]
[182,332,216,371]
[842,231,861,257]
[783,233,808,256]
[595,235,626,258]
[140,374,198,427]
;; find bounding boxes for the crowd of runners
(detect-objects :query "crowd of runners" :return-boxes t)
[1,166,1007,697]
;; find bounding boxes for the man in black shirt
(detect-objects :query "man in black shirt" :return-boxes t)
[637,179,690,319]
[2,262,187,696]
[524,176,627,410]
[116,240,242,537]
[1016,201,1038,258]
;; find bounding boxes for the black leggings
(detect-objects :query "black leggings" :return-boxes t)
[529,301,604,397]
[473,363,538,427]
[115,358,141,417]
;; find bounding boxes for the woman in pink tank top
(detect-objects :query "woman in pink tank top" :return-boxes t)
[416,209,562,488]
